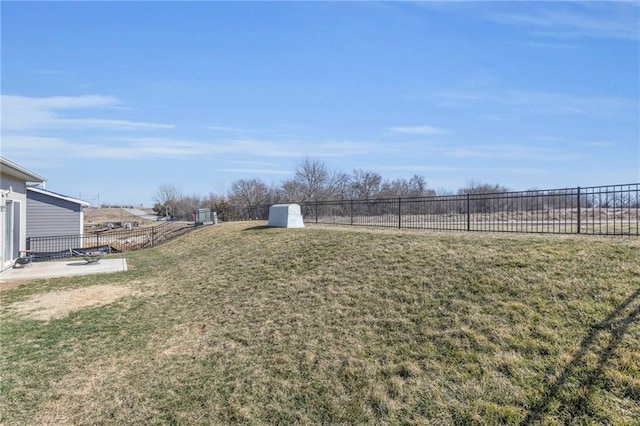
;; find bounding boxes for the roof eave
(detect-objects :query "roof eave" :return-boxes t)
[0,157,47,183]
[27,187,90,207]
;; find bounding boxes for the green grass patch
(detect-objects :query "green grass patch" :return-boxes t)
[1,223,638,424]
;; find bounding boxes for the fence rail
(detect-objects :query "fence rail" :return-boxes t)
[228,183,640,236]
[307,184,639,236]
[27,221,204,261]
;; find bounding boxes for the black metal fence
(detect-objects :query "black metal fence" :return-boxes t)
[228,183,639,236]
[307,184,639,236]
[26,221,204,261]
[219,205,271,222]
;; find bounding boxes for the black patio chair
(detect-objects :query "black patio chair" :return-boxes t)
[14,253,33,268]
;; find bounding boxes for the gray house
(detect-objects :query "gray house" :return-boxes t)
[1,157,47,270]
[26,187,90,252]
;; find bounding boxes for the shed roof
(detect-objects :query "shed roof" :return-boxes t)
[27,186,90,207]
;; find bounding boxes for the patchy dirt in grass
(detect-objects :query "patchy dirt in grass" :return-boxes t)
[10,285,139,321]
[0,280,31,292]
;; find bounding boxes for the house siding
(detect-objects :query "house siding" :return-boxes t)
[1,174,27,194]
[27,190,83,251]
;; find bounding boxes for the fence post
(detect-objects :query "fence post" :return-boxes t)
[466,194,471,231]
[350,200,354,226]
[315,201,318,224]
[96,232,99,248]
[151,227,155,247]
[577,186,581,234]
[398,198,402,229]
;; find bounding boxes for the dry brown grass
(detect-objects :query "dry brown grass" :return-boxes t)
[84,208,156,231]
[10,285,139,321]
[1,222,638,424]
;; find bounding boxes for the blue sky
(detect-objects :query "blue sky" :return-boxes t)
[2,1,638,207]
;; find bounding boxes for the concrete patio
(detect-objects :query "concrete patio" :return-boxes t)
[0,258,128,283]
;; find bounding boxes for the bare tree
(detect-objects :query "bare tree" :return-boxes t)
[229,178,272,208]
[378,175,435,199]
[294,158,330,202]
[408,174,434,197]
[326,170,351,200]
[200,192,234,221]
[279,178,305,203]
[350,169,382,200]
[174,194,202,220]
[457,180,510,195]
[202,192,227,208]
[153,183,182,217]
[457,181,510,213]
[379,178,407,198]
[435,187,453,196]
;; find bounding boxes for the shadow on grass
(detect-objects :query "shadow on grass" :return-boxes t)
[241,225,272,232]
[521,287,640,425]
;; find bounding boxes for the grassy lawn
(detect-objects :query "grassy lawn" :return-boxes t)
[1,222,638,424]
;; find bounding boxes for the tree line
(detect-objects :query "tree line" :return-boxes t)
[152,158,510,218]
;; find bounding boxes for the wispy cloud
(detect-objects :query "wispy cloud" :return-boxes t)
[30,69,70,75]
[1,136,200,160]
[228,160,283,167]
[222,139,377,158]
[389,125,448,135]
[0,90,378,161]
[222,161,292,175]
[515,41,579,50]
[531,136,615,149]
[447,144,583,162]
[1,134,378,162]
[58,118,172,130]
[1,94,173,131]
[220,168,291,175]
[316,140,377,155]
[529,136,571,143]
[1,136,79,155]
[585,141,614,148]
[223,139,301,157]
[436,90,637,120]
[489,2,639,40]
[207,125,258,133]
[433,91,492,107]
[477,114,520,122]
[377,164,544,175]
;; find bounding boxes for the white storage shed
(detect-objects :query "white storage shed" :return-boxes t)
[268,204,305,228]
